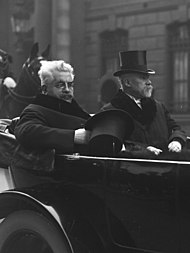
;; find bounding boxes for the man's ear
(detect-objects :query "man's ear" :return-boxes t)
[120,77,131,87]
[41,85,47,94]
[125,79,131,87]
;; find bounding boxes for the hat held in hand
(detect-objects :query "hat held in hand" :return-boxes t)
[85,109,134,156]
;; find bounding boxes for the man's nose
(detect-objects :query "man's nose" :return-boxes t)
[146,79,152,86]
[62,82,70,91]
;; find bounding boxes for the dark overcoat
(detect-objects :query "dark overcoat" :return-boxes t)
[14,94,90,154]
[101,90,187,151]
[11,94,90,180]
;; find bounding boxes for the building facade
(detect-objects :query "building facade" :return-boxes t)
[73,0,190,135]
[0,0,71,77]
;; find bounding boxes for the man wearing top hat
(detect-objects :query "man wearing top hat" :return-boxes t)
[101,50,187,156]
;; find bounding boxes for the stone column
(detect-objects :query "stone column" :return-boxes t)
[34,0,52,53]
[51,0,70,61]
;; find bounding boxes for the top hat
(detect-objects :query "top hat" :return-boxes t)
[113,50,155,77]
[85,109,134,156]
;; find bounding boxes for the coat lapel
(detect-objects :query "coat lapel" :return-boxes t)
[111,90,157,126]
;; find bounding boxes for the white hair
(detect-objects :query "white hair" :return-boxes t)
[38,60,74,86]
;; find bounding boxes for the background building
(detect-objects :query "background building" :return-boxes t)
[0,0,189,134]
[75,0,190,135]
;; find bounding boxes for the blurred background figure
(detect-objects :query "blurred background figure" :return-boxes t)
[0,49,16,118]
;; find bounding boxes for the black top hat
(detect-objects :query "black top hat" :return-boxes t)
[85,109,134,156]
[113,50,155,76]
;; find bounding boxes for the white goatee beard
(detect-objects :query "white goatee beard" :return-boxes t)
[144,86,153,97]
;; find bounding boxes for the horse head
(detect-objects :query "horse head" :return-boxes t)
[1,42,51,118]
[14,42,51,97]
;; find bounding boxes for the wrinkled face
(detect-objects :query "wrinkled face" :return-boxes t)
[46,79,74,103]
[121,72,153,98]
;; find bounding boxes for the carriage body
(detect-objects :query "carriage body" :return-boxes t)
[0,132,190,253]
[1,43,190,252]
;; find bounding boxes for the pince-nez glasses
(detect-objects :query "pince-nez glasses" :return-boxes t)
[54,81,74,89]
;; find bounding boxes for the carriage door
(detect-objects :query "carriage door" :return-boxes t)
[104,159,179,253]
[178,162,190,252]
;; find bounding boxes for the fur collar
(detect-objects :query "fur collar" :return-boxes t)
[111,90,157,125]
[34,94,90,120]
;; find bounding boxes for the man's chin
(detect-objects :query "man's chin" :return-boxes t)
[60,96,73,103]
[144,94,152,98]
[64,99,72,103]
[144,90,153,98]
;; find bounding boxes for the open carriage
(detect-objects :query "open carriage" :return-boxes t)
[0,120,190,253]
[1,43,190,253]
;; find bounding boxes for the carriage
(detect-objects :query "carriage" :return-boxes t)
[1,44,190,253]
[0,123,189,253]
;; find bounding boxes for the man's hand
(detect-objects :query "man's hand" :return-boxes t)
[168,141,182,153]
[74,128,91,145]
[146,146,163,156]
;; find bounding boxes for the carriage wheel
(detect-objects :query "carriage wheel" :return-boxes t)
[0,210,72,253]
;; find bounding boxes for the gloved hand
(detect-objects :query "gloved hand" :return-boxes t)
[146,146,163,156]
[74,128,91,145]
[168,141,182,152]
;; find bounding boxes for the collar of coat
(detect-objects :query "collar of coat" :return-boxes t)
[110,89,157,125]
[33,94,90,120]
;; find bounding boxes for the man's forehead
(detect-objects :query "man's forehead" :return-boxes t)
[53,71,74,81]
[54,78,73,83]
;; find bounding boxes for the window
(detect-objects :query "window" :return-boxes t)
[100,29,128,75]
[168,22,190,113]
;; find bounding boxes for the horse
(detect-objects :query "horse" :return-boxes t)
[0,42,50,119]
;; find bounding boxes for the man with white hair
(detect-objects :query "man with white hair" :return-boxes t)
[13,60,90,180]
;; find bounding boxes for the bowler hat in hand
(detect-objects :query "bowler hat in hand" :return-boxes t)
[85,109,134,157]
[113,50,155,76]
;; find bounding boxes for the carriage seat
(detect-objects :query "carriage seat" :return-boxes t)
[0,117,55,188]
[0,117,55,169]
[0,120,17,167]
[0,117,20,135]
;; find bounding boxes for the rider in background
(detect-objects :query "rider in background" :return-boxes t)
[0,49,16,89]
[0,49,17,116]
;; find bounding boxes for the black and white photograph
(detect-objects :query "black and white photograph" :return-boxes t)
[0,0,190,252]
